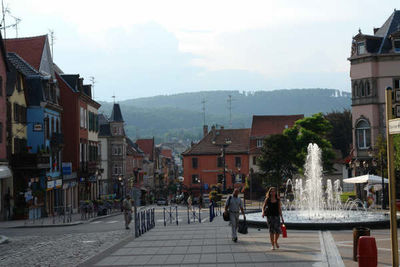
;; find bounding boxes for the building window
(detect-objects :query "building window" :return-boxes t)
[235,157,241,168]
[192,174,200,184]
[217,174,223,184]
[45,117,49,139]
[51,117,54,134]
[192,157,198,169]
[356,120,371,149]
[353,83,358,97]
[256,139,263,148]
[394,39,400,52]
[253,156,257,165]
[394,79,400,89]
[357,42,365,55]
[365,81,371,96]
[217,157,223,168]
[80,107,84,128]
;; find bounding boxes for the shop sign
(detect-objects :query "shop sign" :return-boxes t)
[55,179,62,189]
[33,123,43,132]
[389,118,400,134]
[62,162,72,175]
[88,176,97,182]
[47,180,55,190]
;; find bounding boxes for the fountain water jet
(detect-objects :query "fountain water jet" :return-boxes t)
[242,143,391,230]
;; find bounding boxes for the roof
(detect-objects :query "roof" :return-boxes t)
[7,52,39,77]
[182,128,250,156]
[98,113,109,125]
[110,103,124,122]
[99,123,111,137]
[250,115,303,137]
[136,138,154,160]
[357,10,400,54]
[60,74,79,92]
[5,35,47,70]
[161,149,173,159]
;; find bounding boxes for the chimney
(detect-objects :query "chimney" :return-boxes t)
[374,27,380,34]
[220,126,224,130]
[203,125,208,137]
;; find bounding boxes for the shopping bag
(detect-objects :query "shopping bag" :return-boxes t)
[238,218,248,234]
[223,211,230,221]
[281,224,287,238]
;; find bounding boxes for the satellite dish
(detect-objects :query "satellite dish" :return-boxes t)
[178,176,184,182]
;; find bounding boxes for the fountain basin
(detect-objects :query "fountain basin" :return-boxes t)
[241,210,395,230]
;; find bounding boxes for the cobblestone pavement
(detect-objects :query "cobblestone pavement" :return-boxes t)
[0,228,134,266]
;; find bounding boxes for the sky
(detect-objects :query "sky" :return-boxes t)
[4,0,400,101]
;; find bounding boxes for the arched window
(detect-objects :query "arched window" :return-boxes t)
[56,119,59,133]
[365,81,371,96]
[51,117,54,134]
[356,120,371,149]
[360,81,365,97]
[353,83,358,97]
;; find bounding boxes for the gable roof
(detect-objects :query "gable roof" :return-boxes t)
[5,35,47,70]
[7,52,39,77]
[136,138,154,160]
[250,115,303,138]
[182,128,250,156]
[161,149,173,159]
[110,103,124,122]
[60,74,80,92]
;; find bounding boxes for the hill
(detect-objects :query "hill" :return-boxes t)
[98,89,351,143]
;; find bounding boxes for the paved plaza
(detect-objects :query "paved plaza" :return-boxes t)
[81,215,347,267]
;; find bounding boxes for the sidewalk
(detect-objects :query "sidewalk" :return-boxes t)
[0,211,122,229]
[80,216,344,266]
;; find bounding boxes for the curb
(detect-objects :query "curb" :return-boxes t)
[6,212,122,229]
[0,235,8,244]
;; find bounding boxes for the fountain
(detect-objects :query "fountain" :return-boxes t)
[243,143,391,230]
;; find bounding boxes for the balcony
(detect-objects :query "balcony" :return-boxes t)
[11,153,50,170]
[88,160,99,173]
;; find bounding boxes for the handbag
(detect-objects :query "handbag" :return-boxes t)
[238,218,248,234]
[281,223,287,238]
[223,196,232,221]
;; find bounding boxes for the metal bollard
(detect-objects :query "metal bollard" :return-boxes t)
[176,206,178,225]
[187,207,190,224]
[199,206,201,223]
[163,207,166,227]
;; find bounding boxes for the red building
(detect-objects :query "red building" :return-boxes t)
[249,115,303,173]
[57,73,100,207]
[182,126,250,195]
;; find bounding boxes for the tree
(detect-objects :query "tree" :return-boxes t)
[284,113,335,171]
[324,109,352,158]
[258,134,297,186]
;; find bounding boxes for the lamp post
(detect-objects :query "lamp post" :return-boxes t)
[212,138,231,193]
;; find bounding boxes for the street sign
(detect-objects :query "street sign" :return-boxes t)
[388,118,400,134]
[204,183,208,190]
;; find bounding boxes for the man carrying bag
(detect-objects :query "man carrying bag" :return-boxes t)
[224,189,246,242]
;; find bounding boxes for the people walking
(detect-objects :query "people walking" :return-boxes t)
[122,195,133,229]
[262,187,284,250]
[225,188,246,242]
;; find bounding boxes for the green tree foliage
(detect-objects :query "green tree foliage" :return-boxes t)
[324,109,352,158]
[284,113,335,171]
[258,134,297,186]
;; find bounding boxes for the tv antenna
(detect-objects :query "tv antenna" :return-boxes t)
[89,76,96,99]
[112,93,116,104]
[1,1,21,39]
[49,29,56,59]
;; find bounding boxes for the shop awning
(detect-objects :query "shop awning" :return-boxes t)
[343,174,388,184]
[0,166,12,179]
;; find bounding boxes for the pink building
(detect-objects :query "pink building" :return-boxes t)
[349,10,400,183]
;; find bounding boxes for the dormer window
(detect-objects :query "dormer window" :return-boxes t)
[394,39,400,52]
[357,42,365,55]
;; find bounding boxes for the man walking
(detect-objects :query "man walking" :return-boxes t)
[122,195,133,229]
[225,188,246,242]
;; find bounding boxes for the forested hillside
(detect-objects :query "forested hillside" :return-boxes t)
[99,89,351,143]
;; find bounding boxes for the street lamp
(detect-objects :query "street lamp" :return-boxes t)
[212,138,231,192]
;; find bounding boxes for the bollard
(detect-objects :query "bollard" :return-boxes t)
[176,206,178,225]
[357,236,377,267]
[353,227,370,261]
[198,206,201,223]
[187,207,190,224]
[163,207,166,227]
[209,203,213,222]
[170,206,172,224]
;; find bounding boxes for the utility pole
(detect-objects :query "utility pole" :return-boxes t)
[201,98,206,126]
[228,95,232,128]
[385,86,399,267]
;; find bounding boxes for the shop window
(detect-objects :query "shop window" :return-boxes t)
[356,120,371,149]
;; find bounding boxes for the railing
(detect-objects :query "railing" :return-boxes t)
[52,205,73,224]
[135,207,155,237]
[187,205,201,224]
[163,206,178,226]
[79,200,121,220]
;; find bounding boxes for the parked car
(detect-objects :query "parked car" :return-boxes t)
[156,198,168,206]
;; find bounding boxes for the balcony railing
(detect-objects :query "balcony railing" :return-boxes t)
[50,133,64,150]
[11,153,50,170]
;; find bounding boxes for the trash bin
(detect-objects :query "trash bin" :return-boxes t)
[357,236,377,267]
[353,227,370,261]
